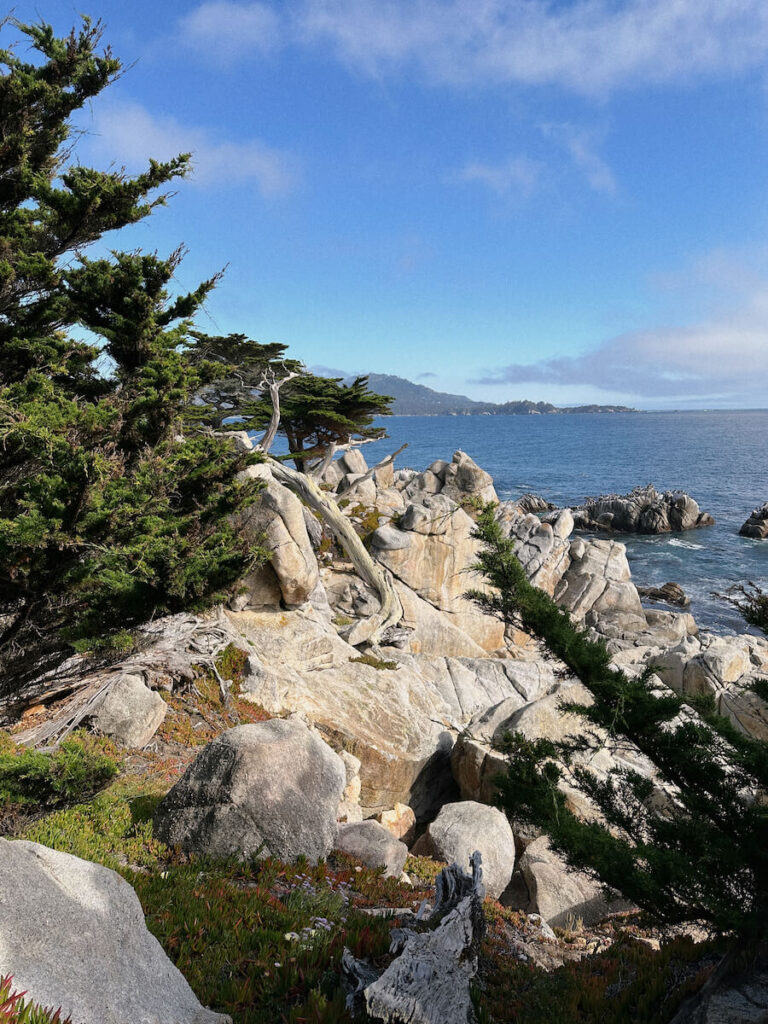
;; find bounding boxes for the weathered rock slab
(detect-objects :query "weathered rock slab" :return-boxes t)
[0,839,229,1024]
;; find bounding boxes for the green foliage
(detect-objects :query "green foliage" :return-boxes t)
[470,507,768,941]
[350,654,398,671]
[0,20,264,695]
[0,733,118,809]
[191,333,394,472]
[719,581,768,636]
[19,772,169,869]
[131,855,422,1023]
[275,373,393,471]
[0,975,70,1024]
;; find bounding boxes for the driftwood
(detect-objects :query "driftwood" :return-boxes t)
[344,854,486,1024]
[5,610,244,746]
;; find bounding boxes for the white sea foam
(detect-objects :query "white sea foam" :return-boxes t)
[668,538,704,550]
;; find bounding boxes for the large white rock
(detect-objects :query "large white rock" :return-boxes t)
[500,504,572,596]
[370,499,505,652]
[0,839,229,1024]
[440,450,498,505]
[555,537,646,634]
[229,607,536,817]
[87,673,167,748]
[153,719,345,863]
[416,801,515,899]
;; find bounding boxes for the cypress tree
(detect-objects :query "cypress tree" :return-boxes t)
[0,20,262,695]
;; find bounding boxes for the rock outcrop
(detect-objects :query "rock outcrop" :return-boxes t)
[566,484,714,534]
[231,605,554,817]
[237,465,319,607]
[369,494,505,652]
[555,536,647,635]
[0,839,229,1024]
[739,502,768,539]
[153,718,345,862]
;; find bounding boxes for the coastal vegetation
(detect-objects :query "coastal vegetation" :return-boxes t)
[2,14,768,1024]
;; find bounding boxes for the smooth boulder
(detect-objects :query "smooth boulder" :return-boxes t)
[87,673,167,748]
[153,719,345,863]
[0,839,229,1024]
[519,837,630,927]
[334,820,408,877]
[415,801,515,899]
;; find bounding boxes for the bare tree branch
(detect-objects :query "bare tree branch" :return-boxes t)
[337,442,408,496]
[254,367,300,454]
[267,459,403,645]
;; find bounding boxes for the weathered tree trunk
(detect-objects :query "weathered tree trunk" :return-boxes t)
[267,458,403,646]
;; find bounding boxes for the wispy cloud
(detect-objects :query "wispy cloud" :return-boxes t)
[473,280,768,404]
[543,123,617,194]
[88,101,298,197]
[179,1,281,62]
[457,154,543,197]
[291,0,768,95]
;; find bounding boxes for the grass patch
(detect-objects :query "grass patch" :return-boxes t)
[157,647,271,747]
[18,772,172,870]
[475,904,721,1024]
[131,855,429,1024]
[350,655,398,671]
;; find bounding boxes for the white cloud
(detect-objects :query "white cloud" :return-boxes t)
[88,101,298,197]
[177,1,768,92]
[473,277,768,404]
[292,0,768,95]
[543,123,617,194]
[458,154,543,197]
[179,1,281,61]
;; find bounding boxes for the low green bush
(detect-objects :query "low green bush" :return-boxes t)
[0,734,118,810]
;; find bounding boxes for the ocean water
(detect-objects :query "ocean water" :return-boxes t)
[358,411,768,635]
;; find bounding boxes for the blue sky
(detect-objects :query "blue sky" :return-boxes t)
[10,1,768,408]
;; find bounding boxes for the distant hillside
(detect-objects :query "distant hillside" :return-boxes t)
[361,374,635,416]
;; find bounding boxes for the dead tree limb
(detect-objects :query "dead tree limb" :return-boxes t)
[254,368,299,454]
[337,442,408,495]
[308,437,377,480]
[267,458,403,645]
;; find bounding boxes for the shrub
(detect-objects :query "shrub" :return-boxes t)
[350,654,398,671]
[0,734,118,810]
